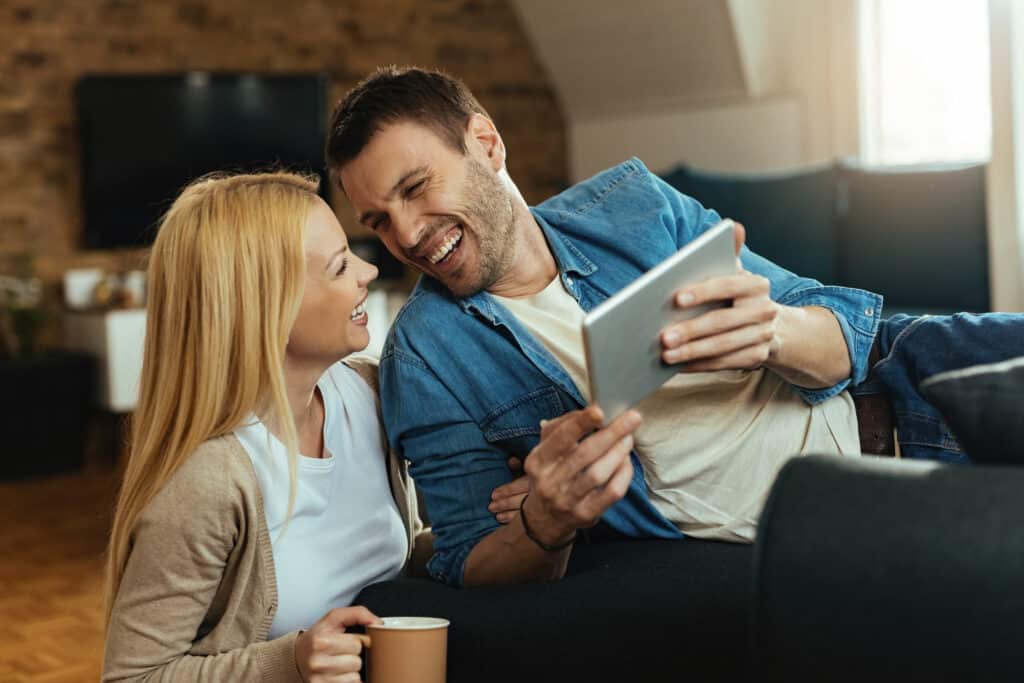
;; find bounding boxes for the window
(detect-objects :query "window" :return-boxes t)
[859,0,991,166]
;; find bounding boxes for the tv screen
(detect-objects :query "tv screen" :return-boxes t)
[77,72,329,249]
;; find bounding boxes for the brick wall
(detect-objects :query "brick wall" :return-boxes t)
[0,0,567,337]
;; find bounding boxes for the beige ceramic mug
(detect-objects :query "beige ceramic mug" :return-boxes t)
[357,616,449,683]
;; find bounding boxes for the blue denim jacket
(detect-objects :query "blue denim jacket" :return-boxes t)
[379,158,883,586]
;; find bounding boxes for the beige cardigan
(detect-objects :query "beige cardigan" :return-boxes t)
[103,361,431,682]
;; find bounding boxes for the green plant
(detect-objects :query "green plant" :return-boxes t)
[0,274,47,360]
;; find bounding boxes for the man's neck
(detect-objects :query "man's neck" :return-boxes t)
[486,203,558,299]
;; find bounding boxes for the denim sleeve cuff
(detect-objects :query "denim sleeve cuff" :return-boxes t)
[425,538,477,588]
[775,285,883,405]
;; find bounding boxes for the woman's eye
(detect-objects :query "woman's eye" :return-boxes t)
[336,259,348,276]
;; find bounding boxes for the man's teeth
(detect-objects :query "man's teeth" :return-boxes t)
[428,230,462,264]
[350,302,366,321]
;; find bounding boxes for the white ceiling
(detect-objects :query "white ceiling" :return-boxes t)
[511,0,748,121]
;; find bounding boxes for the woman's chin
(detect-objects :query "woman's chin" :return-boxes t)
[346,329,372,355]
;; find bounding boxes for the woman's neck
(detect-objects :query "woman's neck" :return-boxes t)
[278,355,333,457]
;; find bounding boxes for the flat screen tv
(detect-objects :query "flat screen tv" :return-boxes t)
[77,72,329,249]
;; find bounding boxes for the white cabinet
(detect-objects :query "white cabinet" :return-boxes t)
[64,309,146,413]
[60,289,407,412]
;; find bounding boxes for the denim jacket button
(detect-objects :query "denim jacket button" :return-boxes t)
[565,276,574,286]
[865,308,874,316]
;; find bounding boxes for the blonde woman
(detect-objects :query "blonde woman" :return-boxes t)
[103,172,433,682]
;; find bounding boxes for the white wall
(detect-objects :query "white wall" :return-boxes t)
[539,0,861,182]
[571,97,803,180]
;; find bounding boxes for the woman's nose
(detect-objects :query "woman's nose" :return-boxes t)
[359,258,379,286]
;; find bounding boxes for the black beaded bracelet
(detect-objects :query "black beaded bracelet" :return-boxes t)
[518,494,577,552]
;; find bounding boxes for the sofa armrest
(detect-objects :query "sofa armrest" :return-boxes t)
[753,455,1024,682]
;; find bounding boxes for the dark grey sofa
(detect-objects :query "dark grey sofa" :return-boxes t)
[660,160,990,316]
[353,163,1004,680]
[358,533,754,682]
[357,453,1024,682]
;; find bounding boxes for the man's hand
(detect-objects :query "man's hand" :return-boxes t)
[465,407,641,585]
[489,415,571,524]
[658,220,851,387]
[660,222,779,373]
[519,407,641,546]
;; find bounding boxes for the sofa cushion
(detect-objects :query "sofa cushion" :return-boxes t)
[919,355,1024,464]
[357,537,754,683]
[661,163,838,284]
[837,161,989,314]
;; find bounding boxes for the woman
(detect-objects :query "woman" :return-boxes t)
[103,171,432,682]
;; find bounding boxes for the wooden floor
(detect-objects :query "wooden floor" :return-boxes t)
[0,462,118,682]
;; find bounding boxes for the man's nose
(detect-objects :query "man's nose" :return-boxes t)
[392,212,424,252]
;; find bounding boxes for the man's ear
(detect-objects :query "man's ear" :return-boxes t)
[466,113,506,172]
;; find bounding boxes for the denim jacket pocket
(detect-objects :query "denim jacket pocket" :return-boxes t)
[480,386,565,454]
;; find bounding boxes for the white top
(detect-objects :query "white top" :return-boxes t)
[234,363,407,638]
[495,276,861,543]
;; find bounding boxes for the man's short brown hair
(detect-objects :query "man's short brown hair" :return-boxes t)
[325,66,490,176]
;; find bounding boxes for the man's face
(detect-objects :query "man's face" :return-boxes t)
[338,120,516,298]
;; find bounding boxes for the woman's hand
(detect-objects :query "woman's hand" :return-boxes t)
[295,606,381,683]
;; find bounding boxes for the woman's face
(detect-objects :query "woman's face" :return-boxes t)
[287,199,379,364]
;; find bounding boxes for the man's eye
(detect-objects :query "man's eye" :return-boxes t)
[405,180,425,197]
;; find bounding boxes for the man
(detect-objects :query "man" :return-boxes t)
[325,66,1020,588]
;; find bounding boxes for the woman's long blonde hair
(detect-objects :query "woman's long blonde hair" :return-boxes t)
[104,171,320,625]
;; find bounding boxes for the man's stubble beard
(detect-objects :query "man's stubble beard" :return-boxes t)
[446,158,518,298]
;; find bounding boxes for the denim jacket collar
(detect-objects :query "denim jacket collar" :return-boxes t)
[452,209,597,321]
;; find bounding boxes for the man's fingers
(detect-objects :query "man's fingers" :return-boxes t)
[673,270,767,312]
[532,407,604,463]
[732,221,746,255]
[554,409,641,482]
[576,453,635,521]
[663,322,775,365]
[680,343,773,373]
[539,412,576,440]
[662,303,777,350]
[567,432,634,500]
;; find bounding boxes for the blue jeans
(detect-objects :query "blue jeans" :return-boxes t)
[853,313,1024,463]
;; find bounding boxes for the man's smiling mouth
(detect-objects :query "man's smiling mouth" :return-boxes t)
[427,226,464,265]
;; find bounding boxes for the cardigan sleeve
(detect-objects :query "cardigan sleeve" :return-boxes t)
[102,449,304,683]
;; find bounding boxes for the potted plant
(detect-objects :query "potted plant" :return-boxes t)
[0,273,46,359]
[0,256,95,479]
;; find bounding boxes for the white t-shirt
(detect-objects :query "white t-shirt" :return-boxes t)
[234,362,407,638]
[495,276,861,543]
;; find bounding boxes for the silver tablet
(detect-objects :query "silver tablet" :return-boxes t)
[582,219,738,422]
